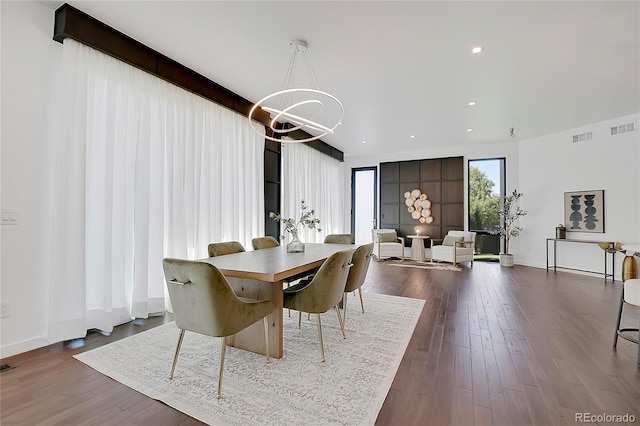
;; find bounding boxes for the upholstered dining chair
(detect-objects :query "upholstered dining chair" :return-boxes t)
[342,242,374,325]
[252,236,280,250]
[162,258,273,399]
[324,234,355,244]
[207,241,245,257]
[283,249,354,362]
[613,278,640,365]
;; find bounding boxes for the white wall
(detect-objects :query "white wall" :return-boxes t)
[1,1,62,357]
[517,114,640,275]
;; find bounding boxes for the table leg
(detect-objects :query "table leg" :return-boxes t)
[546,240,549,272]
[226,277,284,358]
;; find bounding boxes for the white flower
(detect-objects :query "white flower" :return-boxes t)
[269,200,322,235]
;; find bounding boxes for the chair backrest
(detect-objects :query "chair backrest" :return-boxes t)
[324,234,355,244]
[344,243,374,293]
[208,241,246,257]
[447,230,476,244]
[624,279,640,305]
[287,249,354,313]
[162,258,248,337]
[252,236,280,250]
[372,229,399,243]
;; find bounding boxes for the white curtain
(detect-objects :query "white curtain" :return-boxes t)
[281,143,346,243]
[48,39,264,342]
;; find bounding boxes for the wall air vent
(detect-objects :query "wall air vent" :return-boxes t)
[611,121,636,136]
[572,131,593,143]
[0,363,15,372]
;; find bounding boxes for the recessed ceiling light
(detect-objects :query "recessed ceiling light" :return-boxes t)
[468,101,476,106]
[361,140,367,144]
[466,128,473,132]
[471,46,483,54]
[409,135,416,139]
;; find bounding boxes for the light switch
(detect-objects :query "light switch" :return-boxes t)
[1,209,19,225]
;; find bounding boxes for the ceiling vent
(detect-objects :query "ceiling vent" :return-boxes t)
[611,121,636,136]
[572,131,593,143]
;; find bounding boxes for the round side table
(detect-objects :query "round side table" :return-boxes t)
[407,235,430,261]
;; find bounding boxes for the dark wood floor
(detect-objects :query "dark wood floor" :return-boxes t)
[1,261,639,425]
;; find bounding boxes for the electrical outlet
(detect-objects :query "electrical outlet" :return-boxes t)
[0,301,9,318]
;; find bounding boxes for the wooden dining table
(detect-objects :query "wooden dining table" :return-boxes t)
[199,242,355,358]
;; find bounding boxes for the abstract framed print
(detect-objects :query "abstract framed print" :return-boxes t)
[564,190,604,233]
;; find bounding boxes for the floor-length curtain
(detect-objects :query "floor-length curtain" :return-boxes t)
[281,143,346,243]
[48,39,264,342]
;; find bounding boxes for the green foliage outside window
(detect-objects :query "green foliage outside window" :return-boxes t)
[469,166,500,232]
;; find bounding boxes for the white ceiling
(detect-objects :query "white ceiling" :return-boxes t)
[48,1,639,158]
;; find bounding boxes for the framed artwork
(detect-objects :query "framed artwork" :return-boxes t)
[564,190,605,233]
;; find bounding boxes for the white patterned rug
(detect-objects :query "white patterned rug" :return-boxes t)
[385,259,462,271]
[74,293,424,425]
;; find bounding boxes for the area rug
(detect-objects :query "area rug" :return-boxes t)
[74,293,424,425]
[385,259,462,271]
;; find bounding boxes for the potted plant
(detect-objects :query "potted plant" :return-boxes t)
[496,189,527,267]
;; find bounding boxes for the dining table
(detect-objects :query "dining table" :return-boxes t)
[199,242,355,358]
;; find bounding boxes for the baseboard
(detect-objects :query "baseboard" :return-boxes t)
[1,336,50,359]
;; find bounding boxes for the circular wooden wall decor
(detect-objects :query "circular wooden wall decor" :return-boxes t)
[404,189,434,223]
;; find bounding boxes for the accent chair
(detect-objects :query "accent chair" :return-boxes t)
[430,230,476,266]
[372,229,405,261]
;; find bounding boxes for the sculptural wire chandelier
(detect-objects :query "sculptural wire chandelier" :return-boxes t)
[249,39,344,143]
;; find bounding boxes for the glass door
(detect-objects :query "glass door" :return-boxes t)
[351,167,377,245]
[468,158,505,260]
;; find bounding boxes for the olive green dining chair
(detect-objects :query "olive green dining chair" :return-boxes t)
[324,234,355,244]
[342,242,374,325]
[207,241,245,257]
[162,258,273,399]
[283,249,354,362]
[252,236,280,250]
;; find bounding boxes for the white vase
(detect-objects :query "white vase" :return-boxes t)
[499,253,514,267]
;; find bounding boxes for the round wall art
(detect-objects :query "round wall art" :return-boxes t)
[403,189,434,224]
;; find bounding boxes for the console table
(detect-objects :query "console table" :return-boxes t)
[546,238,614,282]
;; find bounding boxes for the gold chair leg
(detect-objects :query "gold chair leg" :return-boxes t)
[358,287,365,313]
[218,336,226,399]
[342,293,348,326]
[335,305,346,339]
[169,329,186,379]
[316,314,325,362]
[263,317,270,363]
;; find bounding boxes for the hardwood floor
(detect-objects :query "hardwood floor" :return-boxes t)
[1,261,639,425]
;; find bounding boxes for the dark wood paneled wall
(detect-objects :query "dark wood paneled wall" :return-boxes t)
[380,156,464,243]
[264,141,281,239]
[51,3,343,238]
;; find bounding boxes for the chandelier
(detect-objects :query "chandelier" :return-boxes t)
[249,39,344,143]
